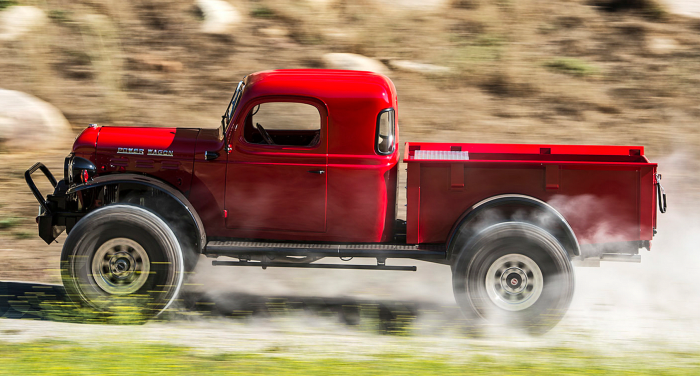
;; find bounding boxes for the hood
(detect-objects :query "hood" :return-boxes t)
[77,126,201,192]
[94,126,201,158]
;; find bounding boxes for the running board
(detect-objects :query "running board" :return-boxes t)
[204,241,446,259]
[212,260,417,271]
[573,253,641,267]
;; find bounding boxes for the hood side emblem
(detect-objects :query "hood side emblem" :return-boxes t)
[117,148,174,157]
[118,148,144,155]
[147,149,174,157]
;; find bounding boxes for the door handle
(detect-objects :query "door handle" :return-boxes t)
[308,170,325,174]
[205,151,220,161]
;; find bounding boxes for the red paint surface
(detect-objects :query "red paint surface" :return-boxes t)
[72,126,100,160]
[93,126,199,192]
[68,69,659,248]
[404,142,658,245]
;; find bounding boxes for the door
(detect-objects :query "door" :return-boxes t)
[225,98,328,233]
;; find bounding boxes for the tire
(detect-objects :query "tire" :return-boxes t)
[121,193,200,273]
[60,204,185,319]
[146,196,199,273]
[452,222,574,334]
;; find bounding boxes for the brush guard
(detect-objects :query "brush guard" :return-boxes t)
[25,162,58,215]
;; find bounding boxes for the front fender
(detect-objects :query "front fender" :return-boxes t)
[68,174,206,254]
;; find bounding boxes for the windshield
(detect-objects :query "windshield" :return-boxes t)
[222,80,245,133]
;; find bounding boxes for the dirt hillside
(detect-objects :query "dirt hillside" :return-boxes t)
[1,0,699,282]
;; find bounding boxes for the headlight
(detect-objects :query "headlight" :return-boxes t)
[65,156,96,185]
[64,155,73,183]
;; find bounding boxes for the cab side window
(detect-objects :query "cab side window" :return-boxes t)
[243,102,321,147]
[376,108,395,155]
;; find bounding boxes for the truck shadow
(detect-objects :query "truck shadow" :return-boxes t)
[0,281,464,334]
[0,281,66,320]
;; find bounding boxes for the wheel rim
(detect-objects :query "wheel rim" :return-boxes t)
[485,253,543,311]
[91,238,150,295]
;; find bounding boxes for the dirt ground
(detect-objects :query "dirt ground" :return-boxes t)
[1,0,700,281]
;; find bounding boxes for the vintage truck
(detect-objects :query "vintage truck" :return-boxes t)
[25,69,666,333]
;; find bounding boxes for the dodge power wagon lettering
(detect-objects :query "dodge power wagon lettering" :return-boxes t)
[25,69,666,333]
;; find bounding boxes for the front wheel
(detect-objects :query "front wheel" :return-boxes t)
[452,222,574,334]
[61,205,185,320]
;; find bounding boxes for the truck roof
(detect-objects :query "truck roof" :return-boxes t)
[237,69,399,156]
[242,69,396,101]
[246,68,391,82]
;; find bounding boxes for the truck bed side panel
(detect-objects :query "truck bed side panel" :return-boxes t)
[405,143,658,246]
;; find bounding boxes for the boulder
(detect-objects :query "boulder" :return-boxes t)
[195,0,243,34]
[0,6,47,41]
[322,28,355,43]
[389,0,450,11]
[321,53,388,75]
[647,37,680,54]
[658,0,700,18]
[258,27,289,38]
[0,90,72,152]
[388,60,451,75]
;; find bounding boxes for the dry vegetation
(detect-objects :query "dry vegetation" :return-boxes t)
[1,0,700,282]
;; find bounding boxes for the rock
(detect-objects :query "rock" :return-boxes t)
[0,6,48,41]
[195,0,242,34]
[321,53,388,75]
[647,37,679,54]
[658,0,700,18]
[259,27,289,38]
[388,60,451,75]
[322,28,356,44]
[382,0,449,11]
[0,90,71,152]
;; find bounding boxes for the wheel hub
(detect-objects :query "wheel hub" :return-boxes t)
[91,238,150,295]
[485,253,543,311]
[502,269,526,293]
[109,252,135,278]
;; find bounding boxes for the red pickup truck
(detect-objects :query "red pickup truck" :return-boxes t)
[26,69,666,333]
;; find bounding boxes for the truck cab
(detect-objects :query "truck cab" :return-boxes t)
[202,70,400,243]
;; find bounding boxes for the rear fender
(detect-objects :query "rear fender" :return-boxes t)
[68,174,206,255]
[446,194,580,261]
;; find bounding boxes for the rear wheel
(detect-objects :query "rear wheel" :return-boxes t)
[452,222,574,334]
[61,205,184,319]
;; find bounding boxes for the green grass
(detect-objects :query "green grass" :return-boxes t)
[0,0,15,11]
[0,217,19,230]
[0,340,698,375]
[544,57,598,77]
[48,9,72,24]
[12,230,33,239]
[251,6,276,18]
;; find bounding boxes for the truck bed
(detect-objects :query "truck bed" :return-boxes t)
[404,142,658,247]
